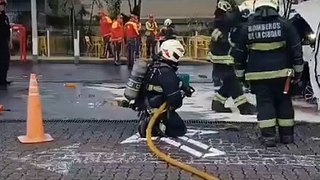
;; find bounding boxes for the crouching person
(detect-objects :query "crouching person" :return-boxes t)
[132,40,194,138]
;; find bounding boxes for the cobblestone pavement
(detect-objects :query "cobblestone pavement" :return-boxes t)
[0,121,320,180]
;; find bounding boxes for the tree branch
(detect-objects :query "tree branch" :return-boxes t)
[128,0,132,13]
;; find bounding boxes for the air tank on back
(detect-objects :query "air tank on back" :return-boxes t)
[124,59,149,101]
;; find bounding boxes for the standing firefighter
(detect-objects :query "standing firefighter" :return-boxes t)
[208,0,256,114]
[231,0,304,147]
[124,15,139,68]
[0,0,11,90]
[159,18,178,46]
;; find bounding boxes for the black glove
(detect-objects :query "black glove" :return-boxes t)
[181,84,195,97]
[237,76,245,84]
[293,72,302,84]
[242,81,250,88]
[240,9,250,17]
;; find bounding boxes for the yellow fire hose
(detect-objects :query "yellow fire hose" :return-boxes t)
[146,103,220,180]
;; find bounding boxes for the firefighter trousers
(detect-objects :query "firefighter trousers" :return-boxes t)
[158,110,187,137]
[213,64,247,106]
[250,78,295,138]
[0,48,10,85]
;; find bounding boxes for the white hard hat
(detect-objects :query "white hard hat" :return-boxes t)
[164,18,172,27]
[217,0,232,12]
[254,0,279,11]
[238,0,255,16]
[160,40,185,62]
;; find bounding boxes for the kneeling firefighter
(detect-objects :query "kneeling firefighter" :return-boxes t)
[124,40,194,138]
[208,0,256,114]
[231,0,304,147]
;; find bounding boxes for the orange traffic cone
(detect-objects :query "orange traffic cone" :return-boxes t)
[18,74,54,144]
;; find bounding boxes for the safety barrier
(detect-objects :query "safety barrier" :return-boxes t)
[37,34,211,60]
[147,102,219,180]
[38,34,73,56]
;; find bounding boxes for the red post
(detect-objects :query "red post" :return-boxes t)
[21,27,27,62]
[11,24,27,63]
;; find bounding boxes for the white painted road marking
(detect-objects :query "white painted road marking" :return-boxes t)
[178,136,226,157]
[12,143,81,174]
[10,136,320,175]
[120,129,226,158]
[11,143,157,175]
[120,133,159,144]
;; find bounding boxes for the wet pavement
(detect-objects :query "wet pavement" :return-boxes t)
[7,63,213,83]
[0,63,320,180]
[0,80,318,122]
[1,63,213,121]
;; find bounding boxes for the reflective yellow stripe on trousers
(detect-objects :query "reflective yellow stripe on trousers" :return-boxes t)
[213,93,227,104]
[207,52,234,65]
[278,119,295,127]
[258,118,277,129]
[234,95,248,106]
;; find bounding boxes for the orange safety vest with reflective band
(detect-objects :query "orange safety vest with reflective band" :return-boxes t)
[111,21,124,42]
[100,15,112,37]
[124,21,139,39]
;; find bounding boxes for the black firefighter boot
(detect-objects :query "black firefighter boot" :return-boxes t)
[211,100,232,113]
[260,127,277,147]
[238,102,256,115]
[279,126,294,144]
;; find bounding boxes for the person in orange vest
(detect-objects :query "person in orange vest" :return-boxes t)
[145,14,158,59]
[124,15,139,68]
[111,15,124,65]
[99,10,113,58]
[134,16,142,58]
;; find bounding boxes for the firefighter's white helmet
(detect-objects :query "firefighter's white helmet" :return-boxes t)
[160,40,185,62]
[238,0,255,17]
[217,0,232,12]
[254,0,279,11]
[164,18,172,27]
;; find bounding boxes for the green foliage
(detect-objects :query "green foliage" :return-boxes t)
[102,0,122,19]
[48,0,59,15]
[127,0,142,18]
[78,5,89,17]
